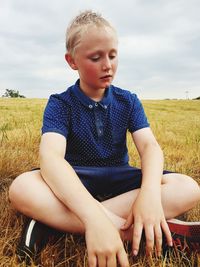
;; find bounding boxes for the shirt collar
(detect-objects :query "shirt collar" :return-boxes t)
[71,79,112,110]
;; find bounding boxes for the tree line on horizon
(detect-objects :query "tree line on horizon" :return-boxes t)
[1,89,26,98]
[1,89,200,100]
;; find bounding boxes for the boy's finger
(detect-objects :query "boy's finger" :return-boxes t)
[132,222,143,256]
[88,253,97,267]
[97,255,106,267]
[161,220,173,246]
[154,225,162,256]
[107,254,117,267]
[144,225,154,255]
[117,249,130,267]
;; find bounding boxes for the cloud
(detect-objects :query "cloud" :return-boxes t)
[0,0,200,99]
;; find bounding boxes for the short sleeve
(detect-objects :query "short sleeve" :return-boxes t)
[128,94,150,133]
[41,94,70,138]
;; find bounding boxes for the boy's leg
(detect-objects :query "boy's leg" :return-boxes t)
[102,173,200,220]
[9,171,200,232]
[9,170,200,255]
[10,170,86,233]
[9,170,130,263]
[9,170,126,234]
[102,172,200,253]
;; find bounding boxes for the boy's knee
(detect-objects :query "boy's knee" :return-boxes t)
[9,172,29,207]
[176,174,200,202]
[168,174,200,215]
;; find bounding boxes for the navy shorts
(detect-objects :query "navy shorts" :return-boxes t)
[72,165,173,201]
[33,165,173,201]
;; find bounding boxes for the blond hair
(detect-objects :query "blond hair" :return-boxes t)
[66,10,116,56]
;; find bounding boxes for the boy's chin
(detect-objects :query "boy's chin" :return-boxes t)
[100,80,113,88]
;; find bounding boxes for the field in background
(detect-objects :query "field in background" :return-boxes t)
[0,98,199,266]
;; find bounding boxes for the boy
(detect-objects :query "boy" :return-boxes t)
[9,10,200,267]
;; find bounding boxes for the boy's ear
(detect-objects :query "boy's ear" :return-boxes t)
[65,53,78,70]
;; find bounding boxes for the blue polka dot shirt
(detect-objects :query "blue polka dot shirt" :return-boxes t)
[42,80,150,167]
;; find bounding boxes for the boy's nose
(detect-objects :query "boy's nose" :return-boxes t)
[102,57,112,70]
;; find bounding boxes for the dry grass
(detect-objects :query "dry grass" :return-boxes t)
[0,98,199,266]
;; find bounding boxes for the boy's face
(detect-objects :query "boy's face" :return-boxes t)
[66,26,118,95]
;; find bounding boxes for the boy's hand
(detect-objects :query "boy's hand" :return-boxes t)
[85,217,129,267]
[121,188,172,256]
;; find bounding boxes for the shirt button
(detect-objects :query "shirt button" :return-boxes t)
[95,103,98,107]
[89,105,93,109]
[104,105,107,109]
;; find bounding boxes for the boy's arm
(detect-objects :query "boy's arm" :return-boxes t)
[39,132,129,267]
[122,128,172,256]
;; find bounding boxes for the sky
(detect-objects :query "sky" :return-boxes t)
[0,0,200,99]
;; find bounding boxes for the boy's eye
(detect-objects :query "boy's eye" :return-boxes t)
[89,53,117,62]
[90,56,100,62]
[109,54,116,59]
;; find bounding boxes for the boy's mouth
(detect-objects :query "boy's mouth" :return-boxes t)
[100,75,112,79]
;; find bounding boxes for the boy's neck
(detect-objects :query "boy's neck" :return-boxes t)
[79,82,106,102]
[89,92,105,102]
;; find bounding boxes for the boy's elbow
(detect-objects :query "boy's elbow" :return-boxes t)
[146,141,163,153]
[39,146,66,173]
[154,142,164,159]
[39,145,50,165]
[156,143,163,156]
[143,141,164,160]
[39,147,59,172]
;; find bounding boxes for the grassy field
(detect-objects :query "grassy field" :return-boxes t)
[0,98,199,266]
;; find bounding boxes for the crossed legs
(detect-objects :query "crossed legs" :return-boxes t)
[9,170,200,239]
